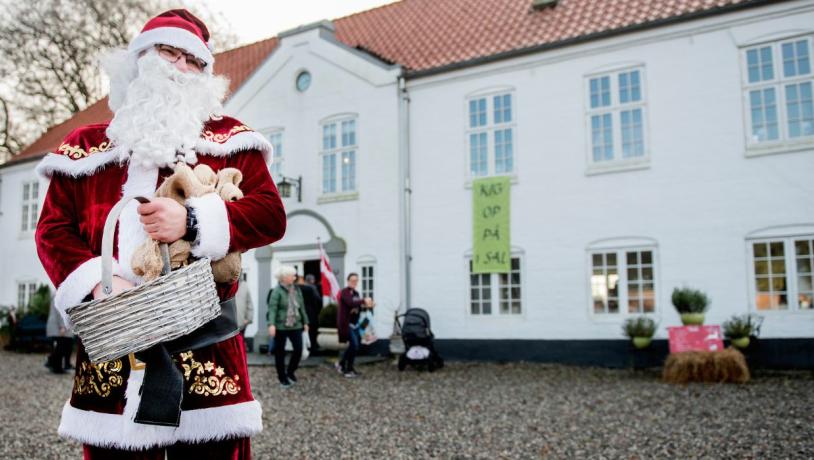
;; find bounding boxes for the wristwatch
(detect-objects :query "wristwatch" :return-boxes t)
[183,204,199,244]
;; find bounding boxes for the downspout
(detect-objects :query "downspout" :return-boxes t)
[397,74,412,312]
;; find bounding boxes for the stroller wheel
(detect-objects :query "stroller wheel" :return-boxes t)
[397,355,406,371]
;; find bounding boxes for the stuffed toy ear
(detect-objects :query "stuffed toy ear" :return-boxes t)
[193,164,218,189]
[216,168,244,202]
[217,168,243,187]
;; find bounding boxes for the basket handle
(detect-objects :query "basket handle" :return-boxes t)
[100,196,171,295]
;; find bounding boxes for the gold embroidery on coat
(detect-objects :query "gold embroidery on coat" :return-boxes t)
[58,141,111,159]
[201,125,250,143]
[179,351,241,397]
[73,359,124,397]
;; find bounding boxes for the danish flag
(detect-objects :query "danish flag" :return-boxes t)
[319,240,341,300]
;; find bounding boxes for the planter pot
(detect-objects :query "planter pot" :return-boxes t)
[316,327,347,351]
[731,336,750,349]
[632,337,652,349]
[680,313,705,325]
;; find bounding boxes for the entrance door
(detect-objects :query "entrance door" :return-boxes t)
[304,259,322,296]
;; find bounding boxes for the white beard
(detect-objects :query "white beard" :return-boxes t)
[105,51,229,169]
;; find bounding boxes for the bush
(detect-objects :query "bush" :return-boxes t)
[26,285,51,319]
[671,287,709,314]
[318,303,338,329]
[622,316,657,338]
[722,314,763,339]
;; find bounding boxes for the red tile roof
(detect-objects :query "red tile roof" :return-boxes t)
[8,0,771,166]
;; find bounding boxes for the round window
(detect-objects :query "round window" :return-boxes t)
[296,71,311,92]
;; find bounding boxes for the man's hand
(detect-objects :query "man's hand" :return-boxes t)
[92,275,135,300]
[304,325,309,332]
[268,325,276,337]
[137,198,187,243]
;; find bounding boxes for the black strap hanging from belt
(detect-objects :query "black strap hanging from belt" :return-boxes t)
[134,297,239,427]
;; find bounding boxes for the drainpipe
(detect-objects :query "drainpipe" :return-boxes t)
[397,74,412,312]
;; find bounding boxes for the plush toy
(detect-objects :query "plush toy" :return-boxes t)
[209,168,244,283]
[131,163,244,283]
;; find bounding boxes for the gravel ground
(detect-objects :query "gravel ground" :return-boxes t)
[1,350,812,459]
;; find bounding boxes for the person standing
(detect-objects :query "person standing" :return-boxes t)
[45,300,73,374]
[34,9,286,458]
[298,274,322,353]
[336,273,373,377]
[267,266,309,388]
[235,271,254,352]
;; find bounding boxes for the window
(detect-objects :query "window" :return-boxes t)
[750,236,814,311]
[321,117,356,194]
[266,131,283,182]
[590,248,656,315]
[360,265,374,299]
[742,36,813,148]
[17,281,38,309]
[468,257,521,315]
[21,180,39,232]
[585,68,647,167]
[466,91,515,178]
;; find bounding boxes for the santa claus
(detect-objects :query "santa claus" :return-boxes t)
[35,9,285,459]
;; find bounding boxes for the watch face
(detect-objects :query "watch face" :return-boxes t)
[296,71,311,92]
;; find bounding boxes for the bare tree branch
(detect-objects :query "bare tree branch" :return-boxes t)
[0,0,237,159]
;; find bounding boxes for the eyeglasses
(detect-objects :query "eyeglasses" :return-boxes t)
[155,44,207,73]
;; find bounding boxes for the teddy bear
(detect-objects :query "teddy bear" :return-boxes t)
[131,162,244,284]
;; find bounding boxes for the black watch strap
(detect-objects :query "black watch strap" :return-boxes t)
[183,205,199,243]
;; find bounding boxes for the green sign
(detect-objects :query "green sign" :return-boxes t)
[472,176,510,274]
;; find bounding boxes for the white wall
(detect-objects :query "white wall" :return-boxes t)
[0,160,52,307]
[407,2,814,340]
[227,25,404,337]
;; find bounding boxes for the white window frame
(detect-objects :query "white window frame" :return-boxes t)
[747,233,814,314]
[360,264,375,299]
[319,114,359,203]
[586,239,659,322]
[740,34,814,157]
[20,179,39,235]
[464,88,518,183]
[264,129,284,183]
[16,280,38,310]
[465,253,524,317]
[583,65,650,175]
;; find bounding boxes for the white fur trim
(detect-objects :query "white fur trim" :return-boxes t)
[36,131,269,179]
[195,131,273,165]
[54,256,123,330]
[129,28,214,73]
[118,163,158,284]
[58,370,263,449]
[188,193,230,260]
[36,149,123,179]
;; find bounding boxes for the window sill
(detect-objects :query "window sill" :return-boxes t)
[585,159,650,176]
[317,191,359,204]
[745,139,814,158]
[464,173,518,189]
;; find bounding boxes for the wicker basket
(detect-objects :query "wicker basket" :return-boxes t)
[66,195,221,364]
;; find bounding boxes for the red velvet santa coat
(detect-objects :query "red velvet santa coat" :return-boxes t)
[35,116,286,450]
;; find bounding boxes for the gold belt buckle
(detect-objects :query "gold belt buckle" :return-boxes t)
[128,353,146,371]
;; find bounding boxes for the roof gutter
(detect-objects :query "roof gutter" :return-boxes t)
[404,0,781,79]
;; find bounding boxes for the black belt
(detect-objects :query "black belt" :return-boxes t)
[134,297,239,427]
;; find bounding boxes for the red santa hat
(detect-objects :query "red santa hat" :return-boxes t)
[127,9,214,73]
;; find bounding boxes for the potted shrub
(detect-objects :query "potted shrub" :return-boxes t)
[622,316,657,349]
[723,314,763,349]
[671,287,709,325]
[316,303,346,350]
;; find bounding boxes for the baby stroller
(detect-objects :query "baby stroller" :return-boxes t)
[395,308,444,372]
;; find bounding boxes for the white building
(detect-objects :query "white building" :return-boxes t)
[2,0,813,367]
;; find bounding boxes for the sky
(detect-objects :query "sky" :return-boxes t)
[202,0,399,47]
